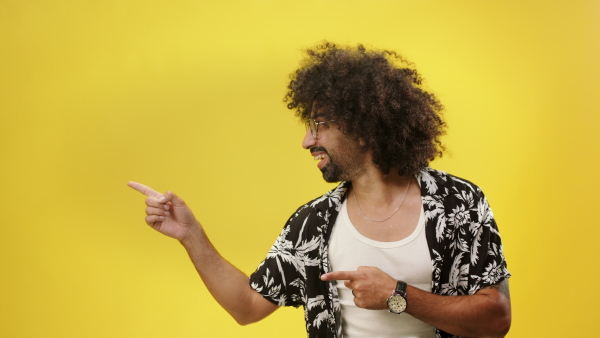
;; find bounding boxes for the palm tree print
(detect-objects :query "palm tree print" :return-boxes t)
[250,168,510,338]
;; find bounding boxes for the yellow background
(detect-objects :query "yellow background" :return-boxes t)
[1,1,599,337]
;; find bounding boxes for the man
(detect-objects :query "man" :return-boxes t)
[129,42,511,338]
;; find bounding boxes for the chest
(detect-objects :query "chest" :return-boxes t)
[346,186,423,242]
[329,199,432,288]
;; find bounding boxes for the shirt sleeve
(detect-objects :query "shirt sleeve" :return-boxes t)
[249,206,316,308]
[467,190,511,294]
[435,176,511,297]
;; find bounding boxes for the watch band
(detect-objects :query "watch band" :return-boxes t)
[394,280,407,296]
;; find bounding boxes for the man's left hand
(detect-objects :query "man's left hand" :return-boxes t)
[321,266,397,310]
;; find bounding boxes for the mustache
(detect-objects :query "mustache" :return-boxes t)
[310,147,328,155]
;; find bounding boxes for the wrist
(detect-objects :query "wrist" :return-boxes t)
[178,222,204,248]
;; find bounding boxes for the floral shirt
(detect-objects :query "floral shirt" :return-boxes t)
[249,168,510,338]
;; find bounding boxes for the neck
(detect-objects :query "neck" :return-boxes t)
[350,166,414,207]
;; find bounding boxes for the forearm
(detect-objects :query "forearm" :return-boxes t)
[180,225,277,325]
[405,282,511,338]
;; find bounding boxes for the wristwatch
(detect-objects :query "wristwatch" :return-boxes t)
[387,280,408,314]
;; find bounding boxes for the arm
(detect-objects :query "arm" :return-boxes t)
[127,181,278,325]
[321,267,511,338]
[405,279,511,338]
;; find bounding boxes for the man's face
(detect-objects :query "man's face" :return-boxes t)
[302,114,367,183]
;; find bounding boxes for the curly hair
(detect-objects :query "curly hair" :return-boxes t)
[285,42,446,176]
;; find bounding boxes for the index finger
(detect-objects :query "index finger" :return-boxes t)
[321,271,360,281]
[127,181,161,198]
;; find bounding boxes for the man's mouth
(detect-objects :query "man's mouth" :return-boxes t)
[310,147,329,169]
[311,151,329,170]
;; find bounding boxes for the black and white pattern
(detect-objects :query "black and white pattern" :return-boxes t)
[250,168,510,338]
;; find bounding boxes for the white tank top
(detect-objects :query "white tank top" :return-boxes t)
[329,199,436,338]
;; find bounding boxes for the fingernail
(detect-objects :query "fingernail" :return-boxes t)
[159,216,165,220]
[165,211,170,216]
[163,204,170,210]
[158,196,166,203]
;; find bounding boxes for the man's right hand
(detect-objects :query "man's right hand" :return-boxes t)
[127,181,279,325]
[127,181,199,241]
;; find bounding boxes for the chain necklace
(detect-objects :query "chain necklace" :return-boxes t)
[354,177,411,222]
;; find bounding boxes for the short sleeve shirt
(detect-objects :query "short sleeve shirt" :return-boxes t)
[249,168,511,338]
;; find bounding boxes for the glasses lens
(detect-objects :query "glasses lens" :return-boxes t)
[306,119,317,138]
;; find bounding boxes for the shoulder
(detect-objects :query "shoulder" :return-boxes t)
[282,182,349,232]
[417,167,484,197]
[292,182,349,218]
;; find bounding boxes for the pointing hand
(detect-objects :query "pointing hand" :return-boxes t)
[321,266,397,310]
[128,181,199,241]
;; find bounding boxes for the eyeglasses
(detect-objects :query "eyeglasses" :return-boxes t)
[305,119,335,139]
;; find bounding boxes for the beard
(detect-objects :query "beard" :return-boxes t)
[316,145,367,183]
[321,160,344,183]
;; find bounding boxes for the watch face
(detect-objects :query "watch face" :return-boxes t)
[387,294,407,314]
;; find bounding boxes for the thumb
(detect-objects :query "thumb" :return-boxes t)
[162,191,187,207]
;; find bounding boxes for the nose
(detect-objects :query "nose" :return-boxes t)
[302,128,316,149]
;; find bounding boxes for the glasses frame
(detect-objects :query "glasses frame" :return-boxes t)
[305,119,335,139]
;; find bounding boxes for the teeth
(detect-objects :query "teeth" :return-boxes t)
[313,154,326,161]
